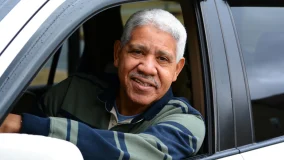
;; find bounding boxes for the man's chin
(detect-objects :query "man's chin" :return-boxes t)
[129,94,155,107]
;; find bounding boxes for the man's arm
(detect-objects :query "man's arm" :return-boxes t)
[18,113,205,160]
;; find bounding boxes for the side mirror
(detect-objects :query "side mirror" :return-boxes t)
[0,133,83,160]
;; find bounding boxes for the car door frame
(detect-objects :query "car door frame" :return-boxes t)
[198,0,254,159]
[212,0,254,147]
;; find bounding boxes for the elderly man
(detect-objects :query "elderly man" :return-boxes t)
[0,9,205,159]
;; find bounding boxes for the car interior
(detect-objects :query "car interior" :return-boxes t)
[10,0,209,157]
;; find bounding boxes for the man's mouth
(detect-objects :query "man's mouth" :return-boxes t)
[129,72,159,89]
[133,78,153,87]
[131,77,158,88]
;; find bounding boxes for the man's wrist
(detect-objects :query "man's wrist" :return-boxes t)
[12,114,22,133]
[21,113,50,136]
[0,114,22,133]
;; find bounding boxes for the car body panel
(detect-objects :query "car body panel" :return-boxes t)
[218,154,244,160]
[0,0,65,77]
[241,142,284,160]
[0,0,47,54]
[0,0,20,21]
[213,0,254,146]
[200,0,235,151]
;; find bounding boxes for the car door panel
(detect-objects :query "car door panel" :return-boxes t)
[218,154,244,160]
[0,0,47,54]
[0,0,65,77]
[213,0,254,147]
[200,0,235,151]
[241,142,284,160]
[0,0,65,122]
[0,0,20,21]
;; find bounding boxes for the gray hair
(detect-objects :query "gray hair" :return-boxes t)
[121,9,187,62]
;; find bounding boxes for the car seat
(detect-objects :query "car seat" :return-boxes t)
[77,6,122,82]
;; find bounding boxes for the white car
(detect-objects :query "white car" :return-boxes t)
[1,0,284,159]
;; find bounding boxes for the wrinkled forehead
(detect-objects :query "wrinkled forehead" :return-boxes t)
[127,25,178,60]
[131,25,176,44]
[128,24,177,50]
[131,23,176,39]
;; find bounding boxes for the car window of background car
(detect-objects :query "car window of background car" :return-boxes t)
[231,7,284,142]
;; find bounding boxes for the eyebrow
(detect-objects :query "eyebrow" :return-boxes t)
[157,50,174,61]
[129,43,174,61]
[128,44,149,52]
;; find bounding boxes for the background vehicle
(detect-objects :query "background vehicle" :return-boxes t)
[0,0,284,159]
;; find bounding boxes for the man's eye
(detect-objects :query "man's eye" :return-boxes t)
[158,56,168,62]
[131,50,142,54]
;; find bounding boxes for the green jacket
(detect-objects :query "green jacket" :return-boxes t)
[21,73,205,160]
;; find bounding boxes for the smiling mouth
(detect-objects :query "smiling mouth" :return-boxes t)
[132,78,155,88]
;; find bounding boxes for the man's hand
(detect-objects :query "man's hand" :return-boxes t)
[0,114,22,133]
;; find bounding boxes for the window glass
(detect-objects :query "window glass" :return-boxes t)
[231,7,284,141]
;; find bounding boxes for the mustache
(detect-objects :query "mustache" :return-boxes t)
[129,72,159,88]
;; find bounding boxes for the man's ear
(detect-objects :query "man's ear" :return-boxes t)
[173,58,185,82]
[114,40,121,67]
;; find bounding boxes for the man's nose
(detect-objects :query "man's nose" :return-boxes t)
[137,56,157,76]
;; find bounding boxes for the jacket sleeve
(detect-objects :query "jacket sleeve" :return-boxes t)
[20,113,205,160]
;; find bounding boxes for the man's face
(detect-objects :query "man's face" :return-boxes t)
[114,25,185,106]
